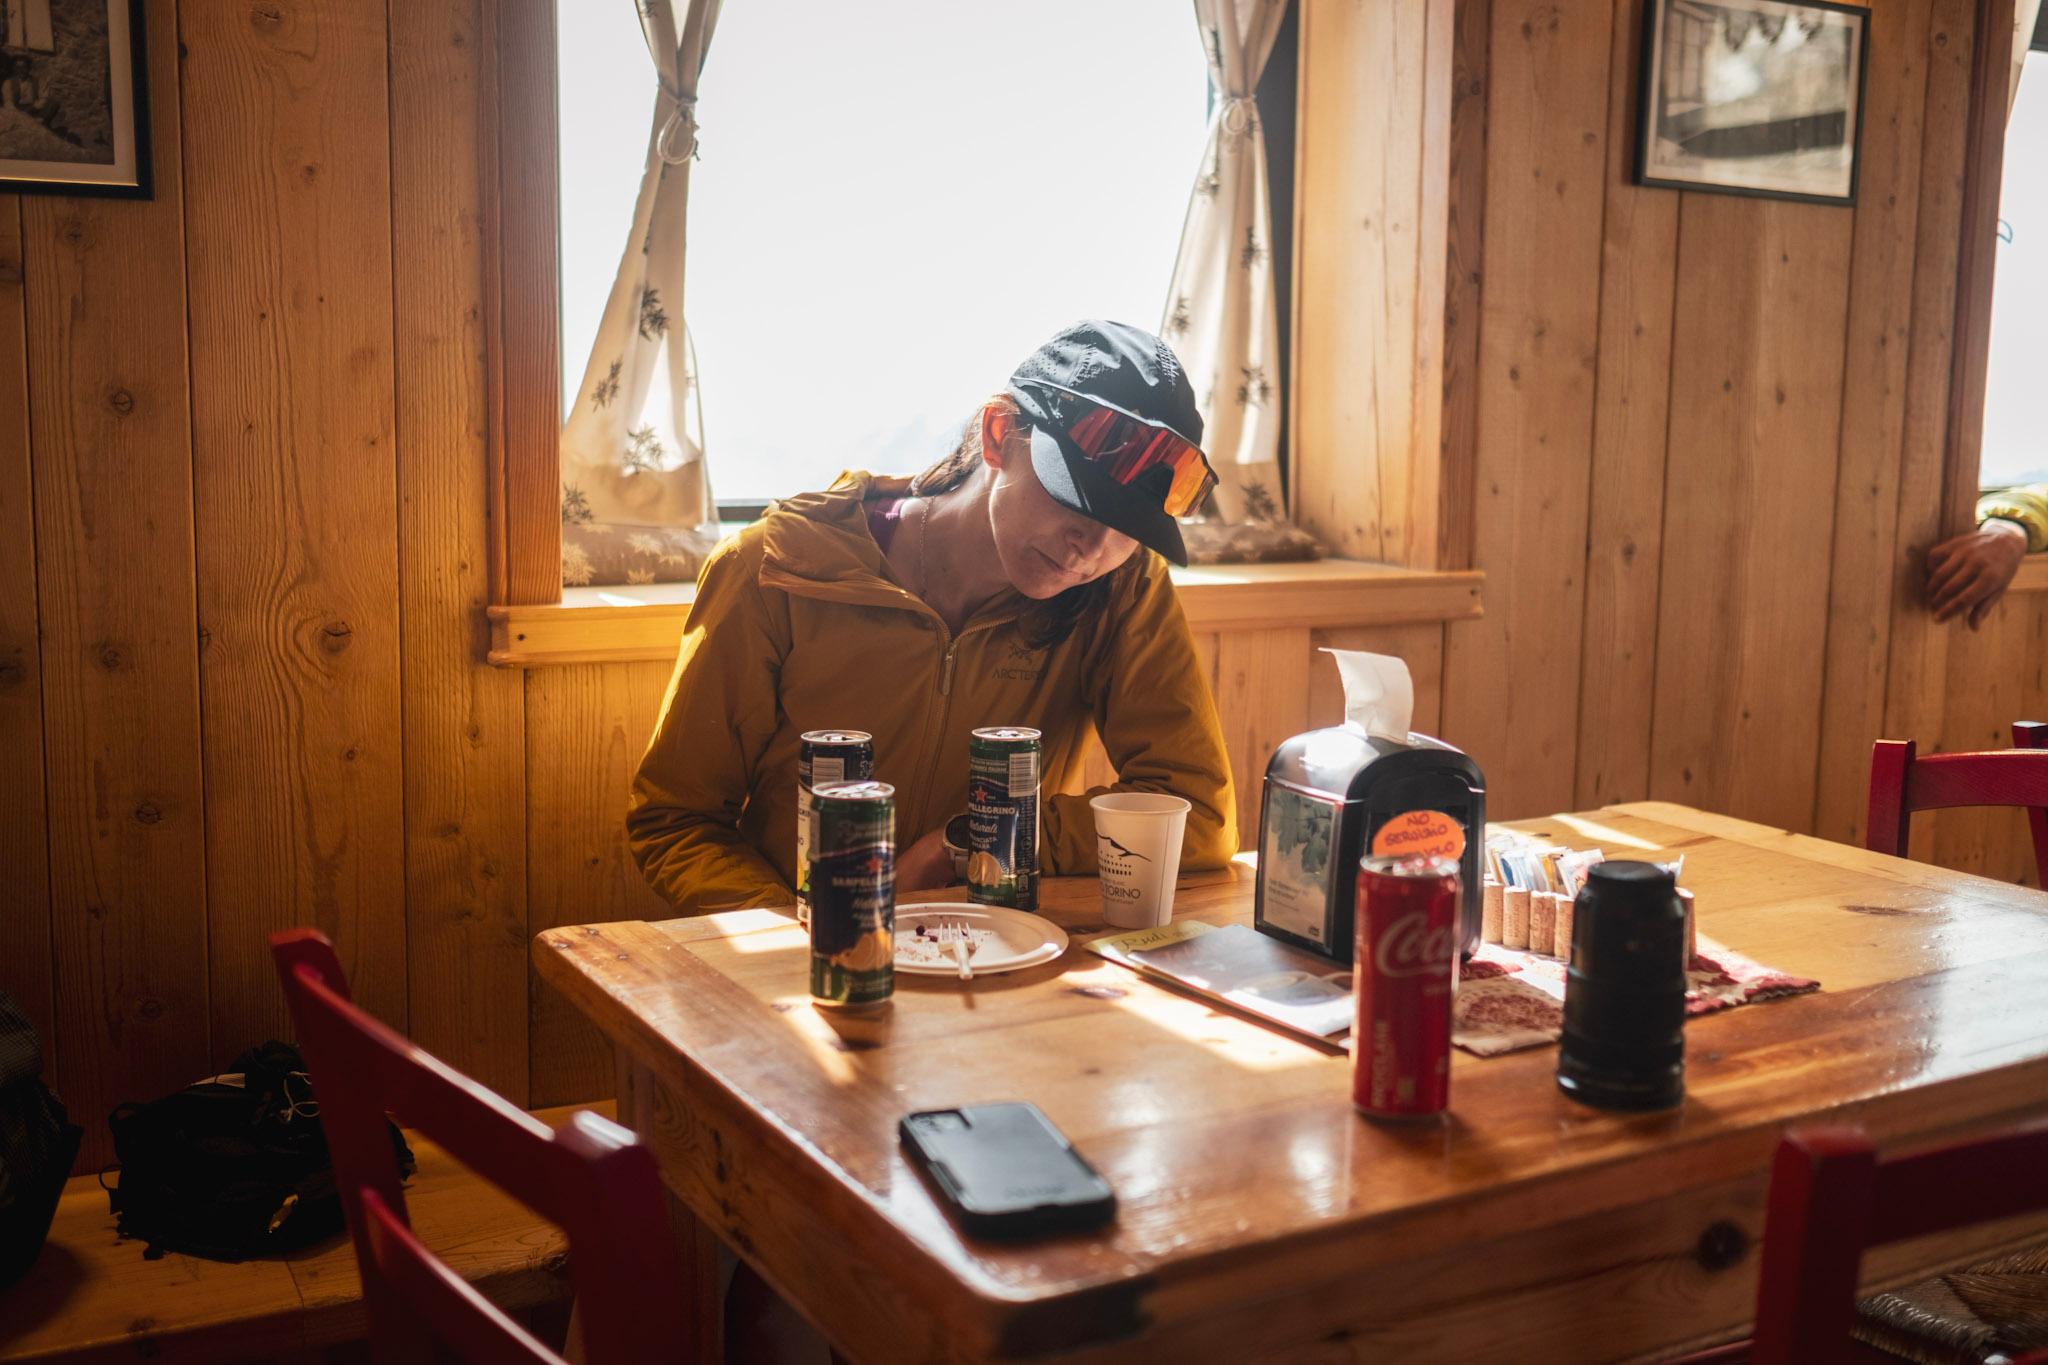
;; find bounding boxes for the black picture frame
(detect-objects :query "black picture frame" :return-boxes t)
[1635,0,1869,207]
[0,0,152,200]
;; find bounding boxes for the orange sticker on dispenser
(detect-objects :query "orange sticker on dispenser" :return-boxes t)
[1370,811,1467,862]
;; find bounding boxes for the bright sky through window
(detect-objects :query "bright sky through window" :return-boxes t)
[558,3,1210,503]
[1983,51,2048,489]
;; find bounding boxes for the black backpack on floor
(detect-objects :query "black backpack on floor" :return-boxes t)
[107,1040,415,1262]
[0,991,83,1290]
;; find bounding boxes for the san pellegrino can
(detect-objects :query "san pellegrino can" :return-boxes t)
[1353,854,1460,1120]
[967,727,1041,911]
[796,730,874,927]
[808,780,895,1012]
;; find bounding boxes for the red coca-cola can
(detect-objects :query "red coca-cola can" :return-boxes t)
[1353,854,1461,1120]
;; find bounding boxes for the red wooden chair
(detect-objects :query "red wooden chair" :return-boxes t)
[270,929,684,1364]
[1748,1122,2048,1365]
[1865,721,2048,882]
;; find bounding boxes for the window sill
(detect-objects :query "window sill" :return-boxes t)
[486,560,1485,668]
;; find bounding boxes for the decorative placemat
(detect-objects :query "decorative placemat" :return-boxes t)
[1452,935,1819,1057]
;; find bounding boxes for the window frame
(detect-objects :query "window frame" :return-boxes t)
[1946,0,2023,528]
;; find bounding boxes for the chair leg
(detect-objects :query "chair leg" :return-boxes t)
[2014,723,2048,885]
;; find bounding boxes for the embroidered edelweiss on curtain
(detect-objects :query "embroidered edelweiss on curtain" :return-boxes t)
[559,0,725,588]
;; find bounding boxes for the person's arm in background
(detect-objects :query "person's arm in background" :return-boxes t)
[1926,484,2048,628]
[627,537,794,912]
[1041,555,1238,874]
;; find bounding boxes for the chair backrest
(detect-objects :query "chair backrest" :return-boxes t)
[1752,1121,2048,1365]
[1865,721,2048,882]
[270,929,682,1365]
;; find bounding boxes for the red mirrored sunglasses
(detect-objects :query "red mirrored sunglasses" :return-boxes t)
[1065,405,1218,518]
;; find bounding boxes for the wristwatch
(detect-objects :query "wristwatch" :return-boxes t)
[942,812,972,884]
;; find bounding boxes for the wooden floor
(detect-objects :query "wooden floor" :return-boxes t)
[0,1103,607,1363]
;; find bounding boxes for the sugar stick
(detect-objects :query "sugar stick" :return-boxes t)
[1677,887,1697,969]
[1503,886,1530,950]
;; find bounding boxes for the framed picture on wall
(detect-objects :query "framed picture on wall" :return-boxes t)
[0,0,150,199]
[1637,0,1868,205]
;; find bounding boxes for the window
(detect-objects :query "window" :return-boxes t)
[1983,47,2048,490]
[557,2,1209,506]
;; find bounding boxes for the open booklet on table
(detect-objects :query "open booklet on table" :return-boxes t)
[1088,921,1353,1049]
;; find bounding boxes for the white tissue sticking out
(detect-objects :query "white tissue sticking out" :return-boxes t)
[1323,649,1414,742]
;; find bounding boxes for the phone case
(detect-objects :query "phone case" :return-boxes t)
[899,1102,1116,1238]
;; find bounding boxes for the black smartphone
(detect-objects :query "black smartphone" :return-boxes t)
[898,1103,1116,1239]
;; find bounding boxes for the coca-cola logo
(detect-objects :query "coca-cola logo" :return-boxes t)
[1373,912,1456,978]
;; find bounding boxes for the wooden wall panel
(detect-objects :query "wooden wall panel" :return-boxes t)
[1440,0,1612,819]
[1438,0,1491,573]
[24,0,209,1169]
[391,0,530,1101]
[182,2,407,1048]
[1649,198,1853,832]
[1572,0,1678,811]
[525,662,673,1107]
[1214,630,1314,842]
[1885,0,1984,864]
[1292,0,1449,566]
[0,199,53,1053]
[1814,0,1938,845]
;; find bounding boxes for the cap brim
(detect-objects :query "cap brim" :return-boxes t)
[1027,425,1189,567]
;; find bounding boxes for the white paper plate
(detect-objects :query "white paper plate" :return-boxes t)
[895,903,1069,976]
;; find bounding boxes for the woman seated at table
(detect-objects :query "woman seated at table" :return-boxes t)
[628,320,1238,911]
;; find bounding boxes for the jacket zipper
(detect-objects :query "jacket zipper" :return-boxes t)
[918,635,960,835]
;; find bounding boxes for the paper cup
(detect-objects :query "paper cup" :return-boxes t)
[1090,793,1191,928]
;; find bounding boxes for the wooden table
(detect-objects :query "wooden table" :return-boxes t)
[532,803,2048,1362]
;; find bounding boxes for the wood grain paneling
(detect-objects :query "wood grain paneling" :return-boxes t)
[1213,629,1313,841]
[1885,0,1984,864]
[524,661,673,1106]
[24,0,209,1169]
[391,0,530,1101]
[1440,0,1613,818]
[1814,0,1938,846]
[1292,0,1450,566]
[1573,0,1677,811]
[182,1,407,1048]
[1438,0,1491,573]
[1649,197,1853,832]
[0,199,53,1053]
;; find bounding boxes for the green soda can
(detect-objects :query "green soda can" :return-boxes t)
[796,730,874,927]
[967,727,1041,911]
[808,780,895,1011]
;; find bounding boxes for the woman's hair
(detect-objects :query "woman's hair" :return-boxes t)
[911,394,1112,650]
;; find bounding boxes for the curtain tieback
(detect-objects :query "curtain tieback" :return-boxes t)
[657,93,700,165]
[1217,94,1258,136]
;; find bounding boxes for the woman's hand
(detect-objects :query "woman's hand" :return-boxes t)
[1926,520,2029,629]
[896,828,960,893]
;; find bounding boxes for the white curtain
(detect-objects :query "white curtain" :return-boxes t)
[2016,0,2042,115]
[1160,0,1291,525]
[559,0,724,585]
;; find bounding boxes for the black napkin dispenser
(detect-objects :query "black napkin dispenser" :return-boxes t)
[1253,727,1486,962]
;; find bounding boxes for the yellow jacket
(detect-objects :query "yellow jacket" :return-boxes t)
[628,473,1238,913]
[1978,484,2048,552]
